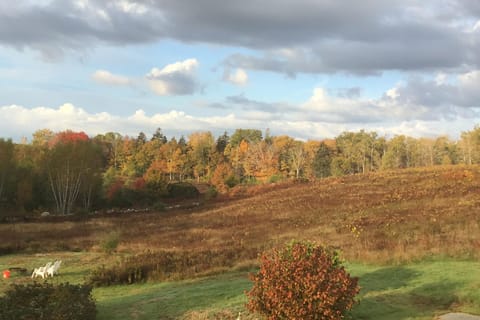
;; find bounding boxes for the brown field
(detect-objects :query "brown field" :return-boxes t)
[2,165,480,268]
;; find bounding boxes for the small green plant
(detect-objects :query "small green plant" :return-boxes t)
[0,282,96,320]
[246,241,359,320]
[100,231,120,255]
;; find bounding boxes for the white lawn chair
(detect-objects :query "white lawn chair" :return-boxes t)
[31,261,52,279]
[47,260,62,277]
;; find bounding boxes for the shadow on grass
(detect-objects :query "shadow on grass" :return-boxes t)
[352,266,460,320]
[410,281,460,310]
[359,266,419,292]
[95,272,252,320]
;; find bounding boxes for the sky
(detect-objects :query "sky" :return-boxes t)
[1,0,480,142]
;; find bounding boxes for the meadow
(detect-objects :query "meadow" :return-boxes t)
[2,165,480,319]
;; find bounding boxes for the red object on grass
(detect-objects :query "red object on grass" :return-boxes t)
[3,270,10,279]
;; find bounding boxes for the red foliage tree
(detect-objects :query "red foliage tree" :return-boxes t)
[106,179,125,201]
[49,130,89,147]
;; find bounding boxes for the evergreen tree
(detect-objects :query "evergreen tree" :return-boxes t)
[313,142,332,178]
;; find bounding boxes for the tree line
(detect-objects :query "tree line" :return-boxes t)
[1,126,479,214]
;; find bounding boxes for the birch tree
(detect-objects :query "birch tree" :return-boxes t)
[46,131,102,214]
[288,141,306,179]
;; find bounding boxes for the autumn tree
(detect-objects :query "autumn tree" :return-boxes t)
[332,131,381,175]
[244,140,278,181]
[302,140,321,179]
[134,139,158,176]
[0,139,15,207]
[382,135,408,170]
[80,144,104,211]
[331,132,354,174]
[272,135,295,177]
[417,137,436,167]
[288,140,306,179]
[161,138,186,181]
[116,137,137,182]
[32,129,55,148]
[188,132,215,182]
[14,138,51,211]
[230,129,262,146]
[313,142,333,178]
[46,131,102,214]
[94,132,123,169]
[151,127,168,144]
[216,131,230,155]
[433,136,458,165]
[458,128,480,165]
[211,162,236,193]
[143,159,168,195]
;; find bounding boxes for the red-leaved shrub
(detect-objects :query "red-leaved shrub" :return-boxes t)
[246,241,359,320]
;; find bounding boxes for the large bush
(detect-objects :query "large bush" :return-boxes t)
[167,182,199,199]
[0,282,96,320]
[246,241,359,320]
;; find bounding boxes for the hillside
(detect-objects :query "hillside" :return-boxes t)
[2,165,480,265]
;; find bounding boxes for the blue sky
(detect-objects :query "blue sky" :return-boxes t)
[1,0,480,141]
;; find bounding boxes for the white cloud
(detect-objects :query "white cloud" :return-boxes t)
[435,73,447,85]
[91,59,200,95]
[115,0,147,15]
[147,59,198,77]
[224,68,248,85]
[146,58,199,95]
[458,70,480,87]
[92,70,130,85]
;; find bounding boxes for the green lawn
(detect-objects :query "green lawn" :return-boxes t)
[2,253,480,319]
[350,259,480,319]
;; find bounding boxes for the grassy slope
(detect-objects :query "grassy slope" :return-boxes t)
[3,165,480,264]
[3,165,480,263]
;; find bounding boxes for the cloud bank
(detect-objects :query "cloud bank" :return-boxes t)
[2,1,480,75]
[3,70,480,141]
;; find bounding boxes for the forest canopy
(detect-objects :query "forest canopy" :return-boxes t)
[1,126,479,215]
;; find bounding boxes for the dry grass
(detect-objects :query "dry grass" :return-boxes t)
[2,165,480,265]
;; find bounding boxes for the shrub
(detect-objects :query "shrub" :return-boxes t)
[268,174,284,183]
[167,182,200,199]
[88,247,259,286]
[205,186,218,200]
[246,241,359,320]
[100,231,120,254]
[0,282,96,320]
